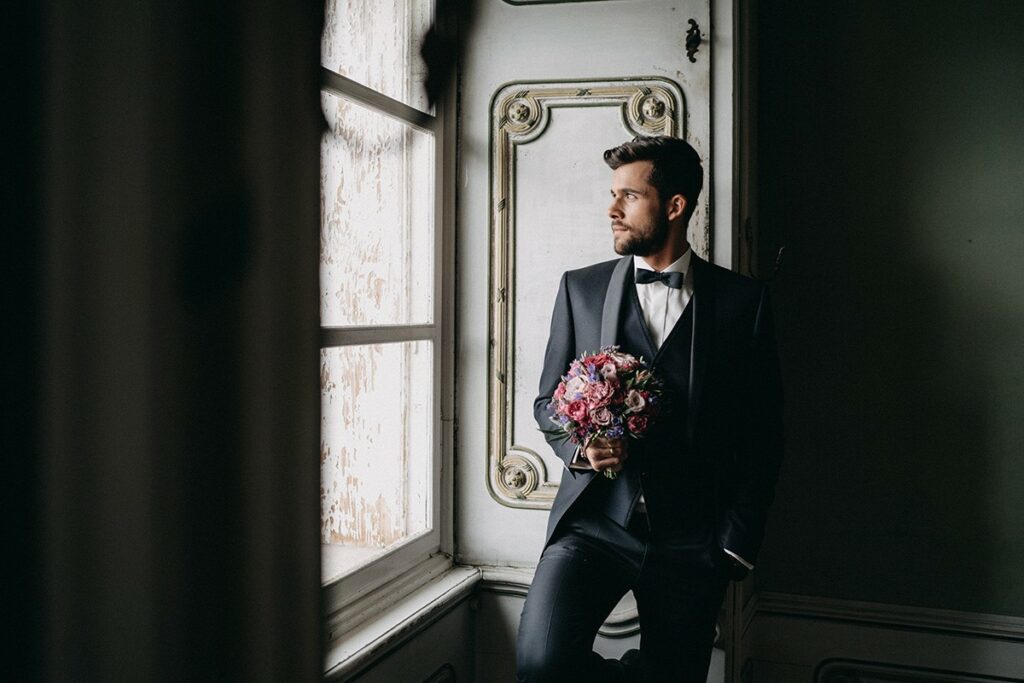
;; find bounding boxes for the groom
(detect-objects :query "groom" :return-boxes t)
[515,136,784,682]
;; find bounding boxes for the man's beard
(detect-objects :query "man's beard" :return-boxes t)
[613,212,670,257]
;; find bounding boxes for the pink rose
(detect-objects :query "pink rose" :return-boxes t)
[553,383,566,401]
[566,400,588,423]
[591,406,613,426]
[585,379,614,406]
[626,414,649,434]
[624,389,645,414]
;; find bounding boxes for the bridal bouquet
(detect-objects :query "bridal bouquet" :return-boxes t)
[547,346,665,479]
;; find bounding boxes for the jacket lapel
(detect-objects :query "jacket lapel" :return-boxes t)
[602,252,712,443]
[600,256,634,349]
[687,254,715,443]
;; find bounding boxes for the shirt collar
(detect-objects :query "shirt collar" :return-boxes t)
[633,248,691,276]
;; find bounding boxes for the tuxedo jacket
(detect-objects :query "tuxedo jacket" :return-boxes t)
[534,253,784,565]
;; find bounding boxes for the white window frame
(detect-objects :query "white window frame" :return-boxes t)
[319,15,456,642]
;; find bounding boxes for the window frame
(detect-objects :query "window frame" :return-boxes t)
[319,11,456,635]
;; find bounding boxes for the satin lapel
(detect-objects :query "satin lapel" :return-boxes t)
[687,254,715,443]
[600,256,634,349]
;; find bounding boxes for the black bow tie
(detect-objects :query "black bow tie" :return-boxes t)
[635,269,684,289]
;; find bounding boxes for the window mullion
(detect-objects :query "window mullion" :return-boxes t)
[322,69,437,134]
[320,324,435,348]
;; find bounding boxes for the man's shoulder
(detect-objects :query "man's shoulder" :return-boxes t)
[698,256,764,295]
[562,257,624,287]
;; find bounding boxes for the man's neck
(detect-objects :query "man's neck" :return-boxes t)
[640,239,691,272]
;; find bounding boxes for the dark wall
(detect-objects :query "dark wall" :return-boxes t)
[756,1,1024,616]
[9,2,324,680]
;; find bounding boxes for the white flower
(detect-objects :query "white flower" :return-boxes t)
[564,375,587,399]
[624,389,645,414]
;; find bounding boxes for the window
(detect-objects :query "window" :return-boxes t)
[320,0,453,625]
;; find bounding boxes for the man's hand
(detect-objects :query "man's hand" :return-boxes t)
[584,437,629,474]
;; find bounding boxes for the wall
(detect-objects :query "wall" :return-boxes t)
[747,0,1024,677]
[343,600,475,683]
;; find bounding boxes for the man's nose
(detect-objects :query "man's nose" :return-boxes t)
[608,200,622,219]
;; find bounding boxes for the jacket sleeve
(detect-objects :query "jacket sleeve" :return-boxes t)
[533,272,584,473]
[717,285,785,563]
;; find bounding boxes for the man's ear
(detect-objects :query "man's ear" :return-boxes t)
[665,194,687,222]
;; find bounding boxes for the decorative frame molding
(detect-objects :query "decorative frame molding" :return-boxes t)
[817,659,1022,683]
[735,591,1024,682]
[486,78,690,508]
[746,592,1024,643]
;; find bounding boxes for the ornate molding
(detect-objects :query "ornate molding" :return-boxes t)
[749,591,1024,642]
[487,78,689,509]
[423,664,457,683]
[738,592,1024,682]
[817,660,1016,683]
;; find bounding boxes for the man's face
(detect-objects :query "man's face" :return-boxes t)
[607,161,670,257]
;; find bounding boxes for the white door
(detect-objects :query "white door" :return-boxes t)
[458,0,711,538]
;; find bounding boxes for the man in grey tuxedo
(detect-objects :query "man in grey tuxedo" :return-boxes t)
[515,136,784,682]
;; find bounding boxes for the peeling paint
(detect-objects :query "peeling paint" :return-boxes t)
[322,0,432,114]
[319,343,433,552]
[318,1,437,577]
[319,91,435,327]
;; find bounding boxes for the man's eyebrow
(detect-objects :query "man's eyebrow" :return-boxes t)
[610,186,647,195]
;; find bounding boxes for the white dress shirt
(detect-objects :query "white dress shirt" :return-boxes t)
[633,251,693,349]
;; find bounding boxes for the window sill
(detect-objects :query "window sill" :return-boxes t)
[324,562,481,680]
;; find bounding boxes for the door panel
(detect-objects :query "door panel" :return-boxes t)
[458,0,711,509]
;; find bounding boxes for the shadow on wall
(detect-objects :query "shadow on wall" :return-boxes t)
[754,0,1024,617]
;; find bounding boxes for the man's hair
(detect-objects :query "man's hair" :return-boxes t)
[603,135,703,223]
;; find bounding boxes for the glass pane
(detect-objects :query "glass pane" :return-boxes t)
[321,90,435,327]
[322,0,433,114]
[320,341,433,583]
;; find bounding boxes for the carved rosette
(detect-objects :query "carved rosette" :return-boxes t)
[488,78,696,509]
[500,95,541,134]
[495,454,541,500]
[627,86,675,134]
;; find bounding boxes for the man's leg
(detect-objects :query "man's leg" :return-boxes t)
[515,520,636,683]
[632,534,729,682]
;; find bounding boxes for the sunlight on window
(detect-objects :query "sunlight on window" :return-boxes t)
[319,0,439,587]
[320,91,434,327]
[322,0,433,114]
[320,342,433,583]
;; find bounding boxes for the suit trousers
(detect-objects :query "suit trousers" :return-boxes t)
[515,509,729,683]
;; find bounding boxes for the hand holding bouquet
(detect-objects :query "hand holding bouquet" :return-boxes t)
[547,346,665,479]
